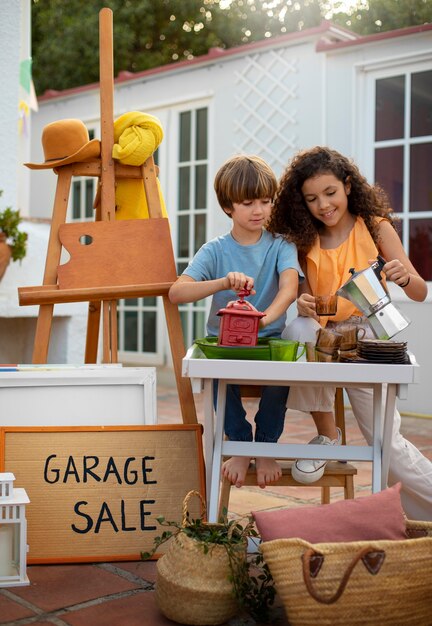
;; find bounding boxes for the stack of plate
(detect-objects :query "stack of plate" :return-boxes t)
[356,339,408,364]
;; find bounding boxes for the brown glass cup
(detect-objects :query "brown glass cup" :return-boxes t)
[305,341,317,362]
[338,325,366,351]
[315,347,339,363]
[315,295,338,316]
[316,327,343,351]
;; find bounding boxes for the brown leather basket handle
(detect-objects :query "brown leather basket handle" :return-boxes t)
[302,547,386,605]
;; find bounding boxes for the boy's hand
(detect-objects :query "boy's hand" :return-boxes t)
[297,293,318,320]
[225,272,256,294]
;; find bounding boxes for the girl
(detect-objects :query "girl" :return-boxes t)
[267,146,431,521]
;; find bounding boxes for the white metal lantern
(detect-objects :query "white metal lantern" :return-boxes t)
[0,473,30,587]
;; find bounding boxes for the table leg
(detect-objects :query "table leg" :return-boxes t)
[208,380,227,522]
[203,379,215,505]
[371,384,382,493]
[381,383,396,490]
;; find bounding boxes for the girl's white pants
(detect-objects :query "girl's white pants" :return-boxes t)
[283,316,432,521]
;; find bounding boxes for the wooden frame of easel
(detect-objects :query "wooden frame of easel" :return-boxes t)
[18,8,197,425]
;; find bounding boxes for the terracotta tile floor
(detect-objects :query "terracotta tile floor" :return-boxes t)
[1,383,431,626]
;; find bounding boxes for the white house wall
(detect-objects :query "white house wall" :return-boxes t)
[1,1,26,212]
[27,27,432,414]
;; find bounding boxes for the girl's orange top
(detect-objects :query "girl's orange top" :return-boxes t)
[305,216,385,325]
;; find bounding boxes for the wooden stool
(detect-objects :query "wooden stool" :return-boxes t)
[218,387,357,520]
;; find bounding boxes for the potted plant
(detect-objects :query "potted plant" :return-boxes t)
[142,490,276,625]
[0,190,28,280]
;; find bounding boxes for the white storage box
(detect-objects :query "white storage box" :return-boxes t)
[0,367,157,426]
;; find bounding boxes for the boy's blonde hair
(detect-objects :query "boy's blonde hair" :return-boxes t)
[214,155,277,215]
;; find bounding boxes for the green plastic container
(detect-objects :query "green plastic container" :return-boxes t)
[194,337,305,361]
[195,337,271,360]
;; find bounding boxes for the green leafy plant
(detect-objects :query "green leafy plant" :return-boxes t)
[142,508,276,623]
[0,191,28,262]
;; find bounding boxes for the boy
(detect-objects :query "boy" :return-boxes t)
[169,155,303,488]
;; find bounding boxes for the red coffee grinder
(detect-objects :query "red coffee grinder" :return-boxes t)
[217,288,265,347]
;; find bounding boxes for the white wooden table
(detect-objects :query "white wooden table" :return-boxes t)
[182,345,420,522]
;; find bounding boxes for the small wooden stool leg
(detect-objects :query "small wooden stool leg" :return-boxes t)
[321,486,331,504]
[345,475,355,499]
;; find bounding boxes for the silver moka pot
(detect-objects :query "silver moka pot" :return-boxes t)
[336,256,410,339]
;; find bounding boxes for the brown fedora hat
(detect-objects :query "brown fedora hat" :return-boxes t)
[25,119,101,169]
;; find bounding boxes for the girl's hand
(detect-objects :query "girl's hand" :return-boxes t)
[297,293,318,320]
[225,272,255,294]
[379,258,411,288]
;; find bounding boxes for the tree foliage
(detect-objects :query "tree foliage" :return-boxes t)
[31,0,431,96]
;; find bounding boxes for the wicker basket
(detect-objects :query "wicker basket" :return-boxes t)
[156,490,247,625]
[261,519,432,626]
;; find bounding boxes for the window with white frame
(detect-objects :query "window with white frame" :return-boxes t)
[175,107,209,347]
[117,296,159,356]
[373,68,432,280]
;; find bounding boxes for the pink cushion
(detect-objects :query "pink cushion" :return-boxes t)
[253,483,407,543]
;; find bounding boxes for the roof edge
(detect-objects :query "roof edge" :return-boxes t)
[37,20,357,103]
[317,21,432,52]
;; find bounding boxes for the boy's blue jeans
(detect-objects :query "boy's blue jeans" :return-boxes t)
[213,381,289,443]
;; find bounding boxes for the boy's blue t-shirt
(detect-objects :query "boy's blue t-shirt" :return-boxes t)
[183,230,304,337]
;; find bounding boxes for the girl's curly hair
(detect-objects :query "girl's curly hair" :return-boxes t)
[267,146,396,261]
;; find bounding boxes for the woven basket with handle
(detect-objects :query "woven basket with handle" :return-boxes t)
[261,519,432,626]
[156,490,247,626]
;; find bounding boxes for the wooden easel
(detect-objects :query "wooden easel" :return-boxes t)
[19,8,197,425]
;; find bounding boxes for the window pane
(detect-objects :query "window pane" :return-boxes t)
[178,215,190,257]
[195,164,207,210]
[124,311,138,351]
[410,143,432,213]
[142,312,156,352]
[177,261,188,274]
[374,146,403,212]
[193,299,206,309]
[85,179,94,218]
[196,108,208,160]
[375,76,405,141]
[179,166,190,211]
[72,181,81,219]
[193,311,206,339]
[124,299,138,306]
[179,111,191,162]
[143,297,156,306]
[194,214,206,252]
[180,310,189,344]
[409,218,432,281]
[411,70,432,138]
[395,219,403,241]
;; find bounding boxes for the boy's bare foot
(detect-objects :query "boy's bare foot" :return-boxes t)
[255,457,282,489]
[222,456,251,488]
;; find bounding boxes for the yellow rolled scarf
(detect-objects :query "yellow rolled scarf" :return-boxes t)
[112,111,168,219]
